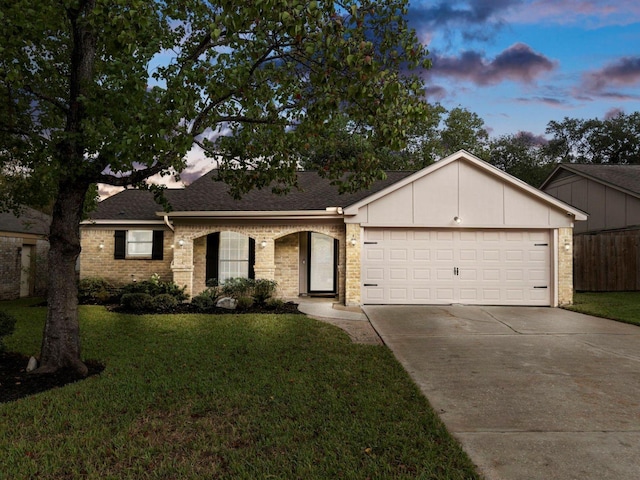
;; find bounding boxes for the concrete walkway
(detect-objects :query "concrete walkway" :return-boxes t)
[294,297,383,345]
[363,305,640,480]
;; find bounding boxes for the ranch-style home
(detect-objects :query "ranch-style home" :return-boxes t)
[80,151,586,306]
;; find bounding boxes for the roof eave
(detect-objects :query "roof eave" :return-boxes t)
[159,210,343,220]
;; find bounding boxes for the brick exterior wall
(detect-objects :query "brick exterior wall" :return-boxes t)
[0,234,49,300]
[345,223,361,306]
[79,227,174,285]
[170,222,346,301]
[80,221,346,302]
[558,227,574,306]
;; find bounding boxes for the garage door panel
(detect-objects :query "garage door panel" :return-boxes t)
[362,228,551,305]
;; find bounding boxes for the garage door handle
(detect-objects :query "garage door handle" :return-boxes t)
[364,283,378,287]
[534,286,548,289]
[364,241,378,244]
[534,243,549,246]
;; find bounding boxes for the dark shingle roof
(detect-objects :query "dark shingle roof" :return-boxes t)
[553,164,640,197]
[0,206,51,235]
[89,189,183,221]
[90,170,416,220]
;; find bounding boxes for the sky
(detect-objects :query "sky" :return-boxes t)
[409,0,640,137]
[104,0,640,196]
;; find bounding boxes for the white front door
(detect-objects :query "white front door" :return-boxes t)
[361,228,551,305]
[309,232,335,293]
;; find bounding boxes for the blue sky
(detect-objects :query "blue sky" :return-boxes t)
[409,0,640,137]
[107,0,640,196]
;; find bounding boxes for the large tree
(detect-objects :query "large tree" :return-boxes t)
[544,112,640,164]
[0,0,430,375]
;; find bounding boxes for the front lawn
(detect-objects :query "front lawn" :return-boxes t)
[0,299,480,479]
[566,291,640,326]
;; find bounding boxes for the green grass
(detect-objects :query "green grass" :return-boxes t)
[566,292,640,326]
[0,299,480,480]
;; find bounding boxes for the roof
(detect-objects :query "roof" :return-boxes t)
[0,206,51,235]
[540,164,640,199]
[88,170,415,221]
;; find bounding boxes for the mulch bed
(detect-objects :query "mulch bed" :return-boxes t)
[0,352,105,404]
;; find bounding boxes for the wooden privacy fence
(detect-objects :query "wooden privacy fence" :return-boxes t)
[574,229,640,291]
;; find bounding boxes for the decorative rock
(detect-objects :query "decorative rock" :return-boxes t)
[216,297,238,310]
[26,356,38,372]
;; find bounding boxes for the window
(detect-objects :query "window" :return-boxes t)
[205,232,255,283]
[114,230,164,260]
[127,230,153,257]
[218,231,249,283]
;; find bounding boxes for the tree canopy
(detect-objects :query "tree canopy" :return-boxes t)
[0,0,430,374]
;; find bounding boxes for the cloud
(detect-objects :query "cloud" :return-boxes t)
[582,56,640,93]
[423,85,448,100]
[504,0,640,27]
[515,96,567,106]
[428,43,556,85]
[604,108,625,120]
[409,0,520,42]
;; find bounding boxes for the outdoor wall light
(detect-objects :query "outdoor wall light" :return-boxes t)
[98,240,105,250]
[178,239,185,248]
[453,216,462,224]
[260,240,267,249]
[350,236,357,246]
[564,242,571,252]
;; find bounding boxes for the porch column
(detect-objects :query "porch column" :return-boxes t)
[345,223,361,306]
[171,232,194,300]
[253,236,276,281]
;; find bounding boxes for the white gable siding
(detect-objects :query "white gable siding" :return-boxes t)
[348,159,575,228]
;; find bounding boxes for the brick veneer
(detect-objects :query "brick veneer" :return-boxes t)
[557,227,574,305]
[345,223,361,306]
[81,222,346,302]
[79,227,174,285]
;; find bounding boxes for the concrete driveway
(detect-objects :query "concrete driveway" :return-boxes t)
[363,306,640,480]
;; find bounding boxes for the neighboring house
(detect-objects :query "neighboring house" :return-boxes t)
[0,206,50,300]
[80,151,586,306]
[541,163,640,291]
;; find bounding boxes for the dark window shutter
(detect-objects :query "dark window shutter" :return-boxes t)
[114,230,126,259]
[249,238,256,279]
[206,232,220,284]
[152,230,164,260]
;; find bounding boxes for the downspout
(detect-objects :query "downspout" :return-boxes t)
[163,215,174,232]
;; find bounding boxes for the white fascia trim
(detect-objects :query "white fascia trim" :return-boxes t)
[80,220,165,225]
[160,210,342,219]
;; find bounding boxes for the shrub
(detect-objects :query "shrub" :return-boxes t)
[120,293,154,313]
[0,310,16,352]
[221,277,254,299]
[265,298,285,309]
[190,288,220,312]
[191,294,214,312]
[152,294,178,313]
[120,276,188,303]
[253,279,278,304]
[236,296,254,310]
[78,277,119,304]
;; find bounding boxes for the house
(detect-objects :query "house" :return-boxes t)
[80,151,586,306]
[0,206,50,300]
[541,163,640,291]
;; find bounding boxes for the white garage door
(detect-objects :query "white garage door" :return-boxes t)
[362,229,551,306]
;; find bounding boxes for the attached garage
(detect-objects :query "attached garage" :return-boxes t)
[343,151,587,307]
[362,228,551,305]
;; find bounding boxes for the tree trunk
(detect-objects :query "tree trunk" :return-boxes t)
[36,180,90,376]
